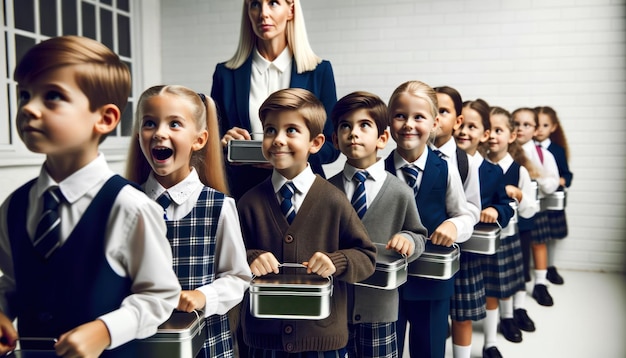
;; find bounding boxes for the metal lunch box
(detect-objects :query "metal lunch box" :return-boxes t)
[354,243,407,290]
[5,338,58,358]
[227,139,268,163]
[408,243,460,280]
[530,180,540,208]
[249,263,333,320]
[540,189,567,211]
[137,310,206,358]
[459,224,502,255]
[500,201,519,237]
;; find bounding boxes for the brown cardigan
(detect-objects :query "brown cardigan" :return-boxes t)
[238,175,376,353]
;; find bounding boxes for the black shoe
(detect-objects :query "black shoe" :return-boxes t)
[547,266,564,285]
[514,308,536,332]
[499,318,522,343]
[483,346,503,358]
[532,284,554,306]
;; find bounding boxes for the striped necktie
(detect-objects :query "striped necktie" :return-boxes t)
[34,187,64,259]
[351,171,369,218]
[432,149,445,159]
[279,182,296,224]
[156,192,172,220]
[402,165,420,197]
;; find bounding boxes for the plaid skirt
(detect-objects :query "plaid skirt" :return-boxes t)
[450,253,486,321]
[531,211,552,244]
[548,210,568,239]
[481,233,525,298]
[248,348,347,358]
[347,322,398,358]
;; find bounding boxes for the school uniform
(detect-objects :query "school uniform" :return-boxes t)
[0,154,180,354]
[539,139,573,239]
[237,166,376,356]
[521,141,559,244]
[143,169,251,358]
[211,49,339,200]
[384,148,474,358]
[329,159,428,358]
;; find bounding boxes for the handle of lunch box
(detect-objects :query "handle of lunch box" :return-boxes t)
[5,337,59,355]
[278,263,334,297]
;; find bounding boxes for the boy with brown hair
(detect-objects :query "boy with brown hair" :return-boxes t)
[0,36,180,357]
[237,88,376,357]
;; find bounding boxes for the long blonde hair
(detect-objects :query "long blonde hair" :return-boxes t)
[225,0,321,73]
[125,85,229,194]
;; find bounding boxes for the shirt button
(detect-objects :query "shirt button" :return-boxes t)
[355,314,361,321]
[285,235,294,243]
[284,325,293,334]
[286,343,294,352]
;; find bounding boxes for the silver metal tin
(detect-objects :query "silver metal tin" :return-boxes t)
[530,180,540,208]
[540,190,567,211]
[500,201,518,237]
[137,310,206,358]
[459,224,501,255]
[249,264,333,320]
[408,244,460,280]
[227,140,268,163]
[355,243,407,290]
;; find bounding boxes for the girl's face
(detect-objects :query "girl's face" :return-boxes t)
[248,0,294,42]
[488,113,516,162]
[389,93,437,162]
[455,107,489,156]
[514,110,536,145]
[435,92,462,146]
[534,112,557,142]
[139,93,207,188]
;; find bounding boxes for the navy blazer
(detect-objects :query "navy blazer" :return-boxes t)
[211,55,340,199]
[479,160,514,228]
[547,142,573,188]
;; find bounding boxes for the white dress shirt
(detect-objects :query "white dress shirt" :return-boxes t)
[430,138,481,224]
[271,165,316,214]
[0,154,180,349]
[143,169,252,317]
[494,153,539,219]
[521,140,559,198]
[249,47,293,139]
[393,150,474,243]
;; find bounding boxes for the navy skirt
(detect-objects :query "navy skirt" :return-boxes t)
[450,253,486,321]
[482,233,525,298]
[548,210,568,239]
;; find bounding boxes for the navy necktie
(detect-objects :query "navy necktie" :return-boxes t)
[432,149,445,159]
[279,182,296,224]
[34,187,64,259]
[402,165,420,197]
[156,192,172,220]
[351,171,369,219]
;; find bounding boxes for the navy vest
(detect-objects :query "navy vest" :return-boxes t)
[479,160,514,228]
[8,175,136,356]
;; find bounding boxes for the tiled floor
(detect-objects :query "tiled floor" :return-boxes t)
[403,270,626,357]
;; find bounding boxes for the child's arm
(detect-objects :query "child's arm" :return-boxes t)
[304,252,336,278]
[480,207,499,223]
[327,210,376,283]
[54,319,110,357]
[0,312,17,355]
[386,234,415,256]
[517,167,540,219]
[536,150,560,195]
[250,252,280,276]
[440,165,476,245]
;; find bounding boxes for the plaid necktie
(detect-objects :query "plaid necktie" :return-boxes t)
[402,165,420,197]
[156,192,172,220]
[279,182,296,224]
[34,187,64,259]
[351,171,369,218]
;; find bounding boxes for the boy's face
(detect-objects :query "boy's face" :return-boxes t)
[435,92,462,146]
[455,106,489,156]
[333,108,388,169]
[514,110,537,145]
[534,113,556,142]
[262,110,324,179]
[389,93,437,162]
[138,94,208,188]
[16,66,105,159]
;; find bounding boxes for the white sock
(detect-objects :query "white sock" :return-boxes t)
[547,240,557,267]
[453,344,472,358]
[499,298,514,319]
[484,309,499,348]
[535,269,548,285]
[513,290,526,310]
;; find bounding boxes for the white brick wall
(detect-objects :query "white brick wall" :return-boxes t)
[162,0,626,272]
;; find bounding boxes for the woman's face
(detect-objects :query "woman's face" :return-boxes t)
[248,0,294,42]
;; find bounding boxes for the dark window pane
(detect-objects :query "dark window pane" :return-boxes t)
[120,101,133,136]
[4,84,11,145]
[14,0,35,32]
[100,9,113,50]
[62,0,77,35]
[39,0,58,37]
[117,0,129,12]
[101,0,112,5]
[14,34,36,69]
[117,14,130,57]
[81,2,96,39]
[4,33,8,79]
[3,0,8,26]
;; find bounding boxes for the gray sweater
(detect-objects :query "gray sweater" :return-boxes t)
[329,172,428,323]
